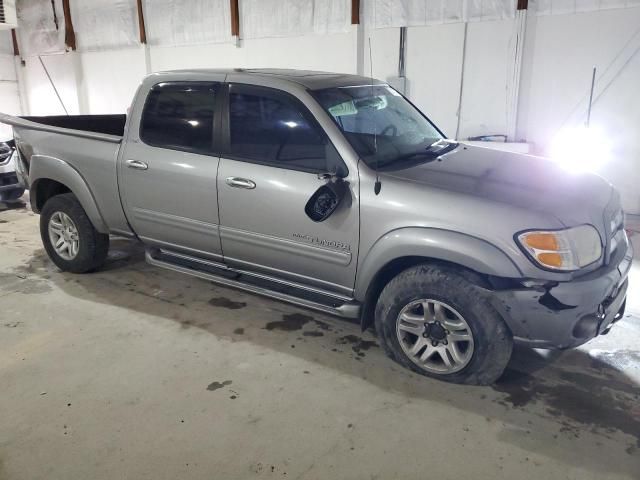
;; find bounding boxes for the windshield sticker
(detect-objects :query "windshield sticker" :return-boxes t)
[329,101,358,117]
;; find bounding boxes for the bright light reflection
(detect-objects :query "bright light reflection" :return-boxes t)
[549,125,611,173]
[268,179,289,189]
[283,121,298,128]
[187,120,199,127]
[173,162,195,169]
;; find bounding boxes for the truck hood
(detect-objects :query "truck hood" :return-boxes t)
[383,144,617,236]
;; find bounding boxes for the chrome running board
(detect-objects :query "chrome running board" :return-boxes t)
[145,249,361,319]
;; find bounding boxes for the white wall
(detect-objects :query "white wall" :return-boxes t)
[406,23,465,138]
[0,31,21,140]
[150,30,358,73]
[18,29,358,118]
[22,53,81,115]
[518,6,640,211]
[458,19,515,140]
[81,47,147,113]
[8,1,640,212]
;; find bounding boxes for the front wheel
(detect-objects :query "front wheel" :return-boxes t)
[375,264,512,385]
[40,193,109,273]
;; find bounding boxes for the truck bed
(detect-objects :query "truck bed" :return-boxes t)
[22,115,127,137]
[0,113,125,143]
[0,111,131,234]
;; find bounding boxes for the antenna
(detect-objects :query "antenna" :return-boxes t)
[586,66,596,127]
[369,38,381,195]
[39,55,69,115]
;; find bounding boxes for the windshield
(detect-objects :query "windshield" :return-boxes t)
[312,85,445,170]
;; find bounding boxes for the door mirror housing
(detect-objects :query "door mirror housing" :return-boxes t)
[305,179,348,222]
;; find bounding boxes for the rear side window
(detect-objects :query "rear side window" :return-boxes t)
[140,82,217,155]
[228,85,345,175]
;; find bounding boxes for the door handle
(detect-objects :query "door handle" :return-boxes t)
[226,177,256,189]
[126,159,148,170]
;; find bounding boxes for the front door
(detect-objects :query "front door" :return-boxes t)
[217,83,359,296]
[119,80,224,260]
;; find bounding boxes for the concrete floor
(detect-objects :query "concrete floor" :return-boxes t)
[1,200,639,480]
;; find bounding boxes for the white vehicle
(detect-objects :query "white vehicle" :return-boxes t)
[0,140,25,203]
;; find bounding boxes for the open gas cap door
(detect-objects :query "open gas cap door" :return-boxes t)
[305,179,348,222]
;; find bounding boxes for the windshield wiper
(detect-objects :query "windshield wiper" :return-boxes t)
[424,139,459,155]
[378,139,459,168]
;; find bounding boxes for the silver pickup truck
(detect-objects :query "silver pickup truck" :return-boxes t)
[1,69,632,384]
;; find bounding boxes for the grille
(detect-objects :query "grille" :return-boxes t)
[0,172,19,187]
[0,144,11,165]
[610,209,624,234]
[607,209,624,261]
[0,1,5,23]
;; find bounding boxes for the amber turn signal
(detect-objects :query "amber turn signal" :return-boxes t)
[523,232,560,251]
[536,252,563,268]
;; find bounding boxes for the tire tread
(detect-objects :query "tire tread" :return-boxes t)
[40,193,109,273]
[375,263,512,385]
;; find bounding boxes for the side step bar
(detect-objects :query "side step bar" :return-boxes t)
[145,249,361,319]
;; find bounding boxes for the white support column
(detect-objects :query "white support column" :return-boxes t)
[506,7,527,142]
[355,22,365,76]
[13,56,28,116]
[143,44,152,74]
[71,51,89,114]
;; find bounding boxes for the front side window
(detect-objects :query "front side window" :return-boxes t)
[140,82,217,155]
[228,85,345,175]
[312,85,446,170]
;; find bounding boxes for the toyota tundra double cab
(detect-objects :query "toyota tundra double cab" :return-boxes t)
[1,69,632,384]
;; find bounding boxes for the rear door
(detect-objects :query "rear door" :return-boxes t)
[217,83,359,296]
[119,80,224,260]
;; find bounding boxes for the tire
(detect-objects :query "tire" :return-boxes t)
[375,263,512,385]
[40,193,109,273]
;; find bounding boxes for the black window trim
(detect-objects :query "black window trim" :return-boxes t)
[220,82,349,177]
[139,81,223,157]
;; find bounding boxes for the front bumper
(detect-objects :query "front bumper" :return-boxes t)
[491,233,633,349]
[0,151,24,194]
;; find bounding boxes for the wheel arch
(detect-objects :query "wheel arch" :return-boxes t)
[356,228,522,330]
[29,155,108,233]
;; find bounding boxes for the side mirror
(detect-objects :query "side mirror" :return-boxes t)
[305,179,348,222]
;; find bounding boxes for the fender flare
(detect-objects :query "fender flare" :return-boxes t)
[354,227,522,301]
[30,155,109,233]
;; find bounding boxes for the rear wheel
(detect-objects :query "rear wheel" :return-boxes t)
[40,193,109,273]
[375,263,512,385]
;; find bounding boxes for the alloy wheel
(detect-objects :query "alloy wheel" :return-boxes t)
[396,299,475,374]
[48,211,80,261]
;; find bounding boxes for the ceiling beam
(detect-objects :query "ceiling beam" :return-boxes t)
[61,0,76,51]
[11,29,20,57]
[230,0,240,37]
[136,0,147,44]
[351,0,360,24]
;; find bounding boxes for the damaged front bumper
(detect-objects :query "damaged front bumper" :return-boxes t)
[490,233,633,349]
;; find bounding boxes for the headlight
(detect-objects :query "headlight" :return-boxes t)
[517,225,602,271]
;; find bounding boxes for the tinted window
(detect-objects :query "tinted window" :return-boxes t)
[141,82,217,154]
[228,85,344,174]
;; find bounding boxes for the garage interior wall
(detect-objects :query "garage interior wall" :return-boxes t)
[4,0,640,213]
[0,31,22,140]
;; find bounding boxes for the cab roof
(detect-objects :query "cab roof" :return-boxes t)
[154,68,384,90]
